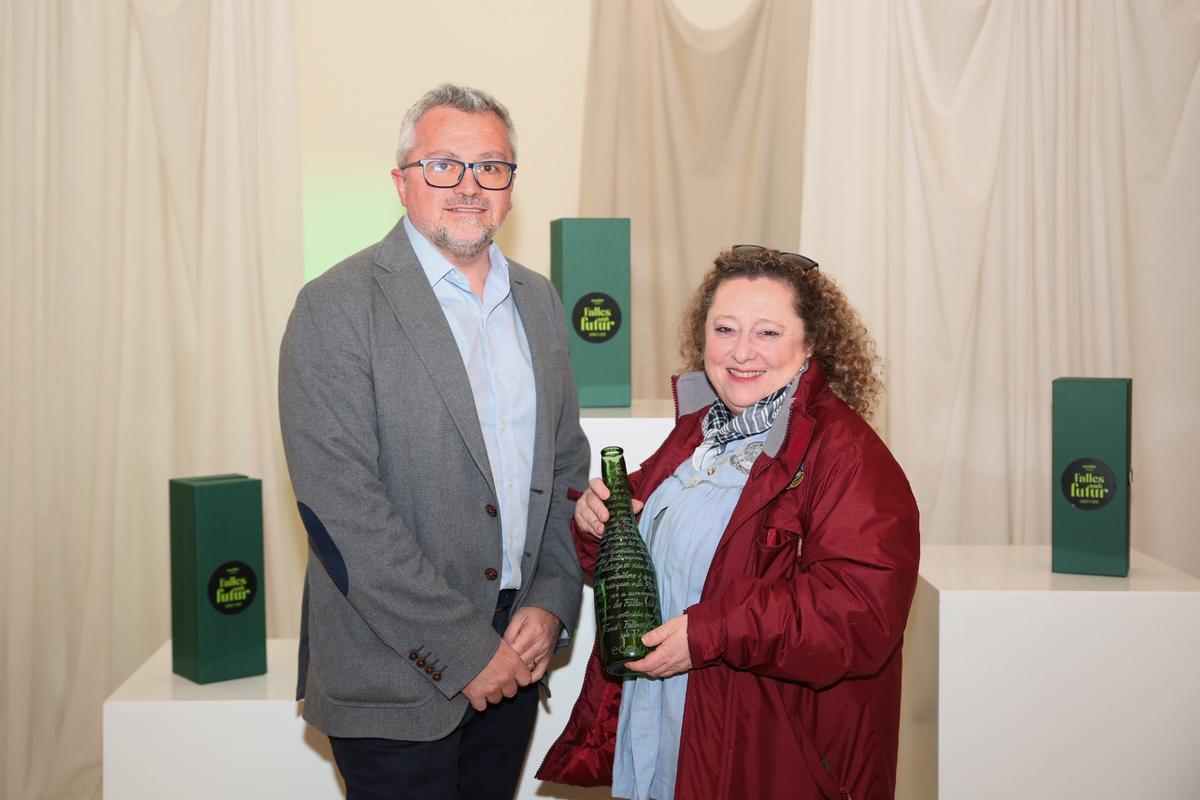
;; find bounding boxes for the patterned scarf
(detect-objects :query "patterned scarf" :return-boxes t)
[692,361,808,468]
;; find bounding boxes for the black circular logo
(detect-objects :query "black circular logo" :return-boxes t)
[208,561,258,615]
[1060,458,1118,511]
[571,292,622,343]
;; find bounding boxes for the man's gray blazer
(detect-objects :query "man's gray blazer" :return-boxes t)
[279,219,589,740]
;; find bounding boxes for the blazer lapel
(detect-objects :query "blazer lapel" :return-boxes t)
[372,222,496,496]
[509,270,553,496]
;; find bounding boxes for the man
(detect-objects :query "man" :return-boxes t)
[279,84,589,799]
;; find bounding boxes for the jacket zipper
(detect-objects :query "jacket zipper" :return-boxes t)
[534,634,603,778]
[822,756,852,800]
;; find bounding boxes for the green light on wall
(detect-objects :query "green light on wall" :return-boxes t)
[302,163,403,281]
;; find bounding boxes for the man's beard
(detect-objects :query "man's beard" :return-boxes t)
[429,222,497,261]
[430,199,497,260]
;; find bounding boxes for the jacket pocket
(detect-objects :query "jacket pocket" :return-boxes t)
[750,511,805,579]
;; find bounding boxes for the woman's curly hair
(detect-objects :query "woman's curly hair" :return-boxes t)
[679,248,884,420]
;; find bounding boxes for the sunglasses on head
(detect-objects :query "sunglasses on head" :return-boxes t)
[731,244,819,271]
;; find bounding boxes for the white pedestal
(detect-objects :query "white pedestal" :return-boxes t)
[897,545,1200,800]
[103,639,343,799]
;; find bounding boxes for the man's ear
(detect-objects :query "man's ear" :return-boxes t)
[391,168,407,203]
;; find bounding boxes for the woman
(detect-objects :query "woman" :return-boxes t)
[537,246,920,800]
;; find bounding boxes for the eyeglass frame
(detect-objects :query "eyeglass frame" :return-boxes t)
[731,244,819,271]
[396,157,518,190]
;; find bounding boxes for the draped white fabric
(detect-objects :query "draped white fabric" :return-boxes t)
[0,2,304,797]
[799,0,1200,574]
[3,1,1198,797]
[580,0,1199,577]
[578,0,813,398]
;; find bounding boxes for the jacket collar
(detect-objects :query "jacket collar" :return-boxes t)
[369,220,554,503]
[370,220,495,495]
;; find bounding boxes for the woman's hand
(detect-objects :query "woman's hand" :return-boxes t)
[624,615,692,678]
[573,477,644,538]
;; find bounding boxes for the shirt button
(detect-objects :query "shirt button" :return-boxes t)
[484,567,499,581]
[486,504,498,517]
[499,422,508,431]
[506,479,513,489]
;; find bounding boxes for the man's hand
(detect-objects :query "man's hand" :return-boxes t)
[624,614,692,679]
[461,640,532,712]
[502,605,562,683]
[574,477,645,539]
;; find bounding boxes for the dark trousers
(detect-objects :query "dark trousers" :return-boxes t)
[329,591,539,800]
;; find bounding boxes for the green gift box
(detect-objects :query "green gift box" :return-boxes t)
[1051,379,1132,577]
[169,474,266,683]
[551,218,631,407]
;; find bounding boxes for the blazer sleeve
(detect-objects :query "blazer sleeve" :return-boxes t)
[685,438,920,688]
[513,280,589,642]
[279,282,500,699]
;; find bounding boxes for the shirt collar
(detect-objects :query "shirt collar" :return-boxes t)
[403,215,510,291]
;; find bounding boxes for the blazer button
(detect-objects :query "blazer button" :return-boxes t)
[409,651,418,661]
[432,672,443,681]
[484,567,499,581]
[485,504,498,517]
[417,658,426,668]
[425,665,434,674]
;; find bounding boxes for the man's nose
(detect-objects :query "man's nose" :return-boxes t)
[457,168,482,194]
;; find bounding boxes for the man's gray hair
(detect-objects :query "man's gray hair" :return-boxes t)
[396,83,518,167]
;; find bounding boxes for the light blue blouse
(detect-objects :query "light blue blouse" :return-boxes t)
[611,432,768,800]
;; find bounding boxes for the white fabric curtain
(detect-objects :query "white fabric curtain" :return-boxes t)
[581,0,1199,576]
[799,0,1200,572]
[578,0,813,399]
[0,2,305,797]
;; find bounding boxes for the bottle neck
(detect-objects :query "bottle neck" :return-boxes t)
[600,451,633,517]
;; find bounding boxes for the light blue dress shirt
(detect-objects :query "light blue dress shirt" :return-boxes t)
[611,432,767,800]
[404,216,536,590]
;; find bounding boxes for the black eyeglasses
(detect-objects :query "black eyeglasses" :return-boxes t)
[397,158,517,190]
[731,244,818,271]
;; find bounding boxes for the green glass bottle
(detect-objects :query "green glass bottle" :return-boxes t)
[594,445,663,676]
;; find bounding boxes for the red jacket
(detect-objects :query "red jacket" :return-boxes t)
[537,363,920,800]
